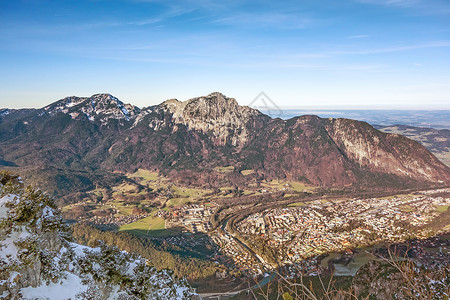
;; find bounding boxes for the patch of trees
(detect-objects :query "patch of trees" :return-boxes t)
[63,204,94,220]
[71,224,218,281]
[92,208,115,217]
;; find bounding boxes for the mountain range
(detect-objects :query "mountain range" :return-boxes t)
[0,92,449,201]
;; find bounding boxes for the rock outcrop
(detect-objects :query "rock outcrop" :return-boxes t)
[162,92,264,147]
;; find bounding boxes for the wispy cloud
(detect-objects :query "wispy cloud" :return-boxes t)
[346,35,369,39]
[356,0,419,8]
[212,12,312,30]
[129,0,238,12]
[0,5,197,38]
[343,64,387,71]
[355,0,450,14]
[128,7,197,26]
[331,41,450,55]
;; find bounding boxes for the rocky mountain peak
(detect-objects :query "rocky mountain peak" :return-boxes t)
[184,92,241,118]
[43,93,140,123]
[162,92,258,119]
[161,92,262,147]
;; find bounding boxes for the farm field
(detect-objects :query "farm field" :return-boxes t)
[118,211,176,237]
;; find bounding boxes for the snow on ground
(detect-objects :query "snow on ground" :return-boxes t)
[0,194,15,219]
[0,187,195,300]
[0,193,32,263]
[175,286,193,299]
[21,272,88,300]
[126,260,140,276]
[41,206,54,218]
[0,226,31,261]
[0,235,18,261]
[65,98,85,108]
[70,242,100,257]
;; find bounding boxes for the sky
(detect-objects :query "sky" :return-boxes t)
[1,0,450,109]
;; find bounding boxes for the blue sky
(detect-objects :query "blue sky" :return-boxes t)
[1,0,449,109]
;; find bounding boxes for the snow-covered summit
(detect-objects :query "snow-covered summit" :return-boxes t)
[43,94,140,124]
[0,173,197,299]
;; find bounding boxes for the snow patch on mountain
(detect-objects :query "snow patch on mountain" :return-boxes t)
[0,109,10,117]
[43,94,140,124]
[131,107,153,128]
[21,272,86,300]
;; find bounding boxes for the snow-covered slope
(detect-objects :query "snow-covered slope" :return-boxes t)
[0,173,197,299]
[43,94,140,124]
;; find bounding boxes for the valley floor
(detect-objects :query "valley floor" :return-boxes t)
[62,170,450,294]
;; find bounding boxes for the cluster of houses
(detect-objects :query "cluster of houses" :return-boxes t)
[410,236,449,268]
[211,231,263,275]
[170,204,213,233]
[81,188,449,277]
[235,191,450,270]
[85,213,151,227]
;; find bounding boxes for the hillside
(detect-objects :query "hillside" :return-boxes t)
[0,173,197,299]
[376,124,450,167]
[0,93,449,201]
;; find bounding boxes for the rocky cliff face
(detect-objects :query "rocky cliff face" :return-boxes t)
[0,93,449,198]
[162,92,264,147]
[325,118,449,183]
[0,174,197,299]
